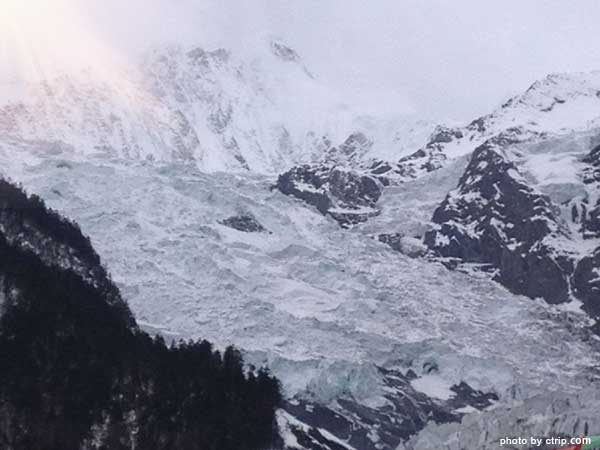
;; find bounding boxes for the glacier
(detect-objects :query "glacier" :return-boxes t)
[1,143,599,448]
[2,37,600,449]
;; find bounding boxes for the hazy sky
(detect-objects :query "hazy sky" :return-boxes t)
[3,0,600,122]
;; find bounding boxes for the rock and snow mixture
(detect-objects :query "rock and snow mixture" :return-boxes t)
[2,39,600,449]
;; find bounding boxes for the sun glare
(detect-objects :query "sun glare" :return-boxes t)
[0,0,124,84]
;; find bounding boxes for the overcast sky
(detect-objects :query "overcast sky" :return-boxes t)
[4,0,600,122]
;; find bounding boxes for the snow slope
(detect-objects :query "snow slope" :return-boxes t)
[370,72,600,184]
[0,39,431,174]
[431,72,600,160]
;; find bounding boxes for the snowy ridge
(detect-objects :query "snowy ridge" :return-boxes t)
[372,72,600,184]
[2,53,600,179]
[0,39,431,174]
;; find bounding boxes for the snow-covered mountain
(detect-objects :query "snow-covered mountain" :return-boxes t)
[356,72,600,183]
[0,39,431,174]
[419,127,600,322]
[271,70,600,322]
[3,37,600,449]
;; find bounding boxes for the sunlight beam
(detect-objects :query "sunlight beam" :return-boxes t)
[0,0,128,84]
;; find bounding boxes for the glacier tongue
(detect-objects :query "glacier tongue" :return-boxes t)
[2,146,599,448]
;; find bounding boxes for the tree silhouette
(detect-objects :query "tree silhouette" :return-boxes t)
[0,180,281,450]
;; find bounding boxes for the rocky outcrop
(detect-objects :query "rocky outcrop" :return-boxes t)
[271,41,301,62]
[583,143,600,184]
[572,145,600,318]
[366,127,463,183]
[580,143,600,238]
[571,143,600,317]
[324,132,374,166]
[395,147,448,179]
[279,367,497,450]
[219,214,268,233]
[276,165,383,227]
[364,126,533,184]
[572,247,600,317]
[424,139,573,304]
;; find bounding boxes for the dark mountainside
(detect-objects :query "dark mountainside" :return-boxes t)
[0,179,281,450]
[424,135,600,320]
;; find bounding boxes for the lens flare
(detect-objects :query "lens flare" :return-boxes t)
[0,0,126,85]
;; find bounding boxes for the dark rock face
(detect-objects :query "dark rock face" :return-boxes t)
[336,132,373,161]
[279,368,497,450]
[327,168,382,206]
[277,165,332,215]
[396,147,448,179]
[573,248,600,317]
[580,144,600,238]
[322,132,374,166]
[271,41,300,62]
[316,125,469,186]
[387,126,471,181]
[369,160,393,177]
[424,140,572,304]
[219,214,267,233]
[394,124,471,179]
[427,126,464,145]
[467,117,487,133]
[276,165,383,227]
[447,382,499,411]
[571,144,600,318]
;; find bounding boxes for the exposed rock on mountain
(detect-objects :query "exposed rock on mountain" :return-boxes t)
[279,367,498,450]
[424,136,573,304]
[569,142,600,317]
[573,247,600,316]
[369,72,600,185]
[219,214,268,233]
[323,132,374,166]
[276,165,383,227]
[579,143,600,238]
[0,40,429,174]
[380,126,464,181]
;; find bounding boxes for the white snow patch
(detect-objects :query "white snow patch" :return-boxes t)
[411,375,454,401]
